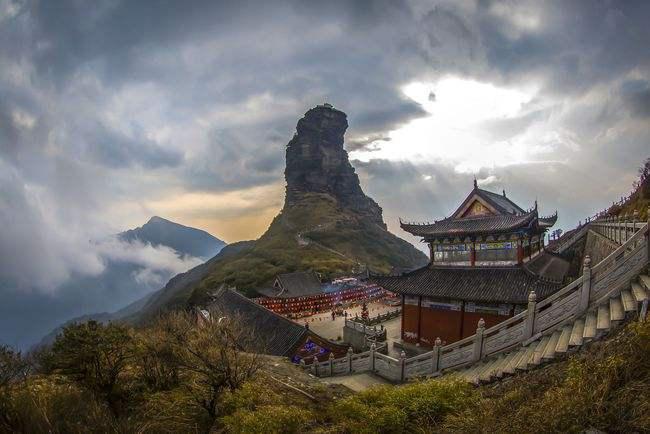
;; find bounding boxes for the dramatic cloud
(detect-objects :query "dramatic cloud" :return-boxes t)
[1,0,649,347]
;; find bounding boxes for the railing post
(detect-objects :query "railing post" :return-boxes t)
[472,318,486,362]
[347,347,353,373]
[524,290,537,340]
[400,350,407,382]
[329,352,335,376]
[312,356,318,376]
[579,255,592,312]
[300,358,306,371]
[432,337,442,373]
[624,213,629,243]
[370,343,376,372]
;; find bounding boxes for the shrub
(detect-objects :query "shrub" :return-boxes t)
[42,321,134,415]
[222,405,313,434]
[0,376,116,433]
[329,376,478,433]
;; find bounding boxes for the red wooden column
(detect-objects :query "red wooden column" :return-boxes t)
[517,238,524,264]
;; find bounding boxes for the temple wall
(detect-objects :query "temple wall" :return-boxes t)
[402,296,420,343]
[462,311,510,339]
[401,296,517,346]
[419,306,461,345]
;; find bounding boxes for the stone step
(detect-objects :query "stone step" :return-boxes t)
[461,363,482,383]
[583,311,597,339]
[479,356,504,382]
[542,330,561,360]
[471,360,494,384]
[569,318,585,347]
[516,344,536,371]
[631,282,648,303]
[555,325,573,353]
[610,297,625,322]
[504,347,527,375]
[639,275,650,292]
[597,304,611,330]
[532,335,550,365]
[620,289,637,312]
[495,351,519,378]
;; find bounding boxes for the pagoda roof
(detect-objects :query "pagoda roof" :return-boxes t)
[401,209,538,238]
[269,270,323,298]
[372,265,562,304]
[539,213,558,228]
[452,186,526,218]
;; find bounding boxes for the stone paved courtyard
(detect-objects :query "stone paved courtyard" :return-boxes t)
[297,301,403,358]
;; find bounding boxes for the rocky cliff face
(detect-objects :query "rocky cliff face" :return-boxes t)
[285,104,386,228]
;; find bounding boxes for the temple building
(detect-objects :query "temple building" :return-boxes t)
[374,182,569,347]
[201,287,349,364]
[256,270,385,318]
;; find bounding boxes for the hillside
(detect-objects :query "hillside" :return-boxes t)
[138,104,427,315]
[608,157,649,220]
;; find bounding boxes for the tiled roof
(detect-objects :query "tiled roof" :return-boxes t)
[372,265,562,304]
[206,288,308,357]
[401,210,537,238]
[539,213,558,228]
[475,188,526,215]
[272,270,323,298]
[451,187,527,218]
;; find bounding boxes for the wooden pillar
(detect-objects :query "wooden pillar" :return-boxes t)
[517,238,524,265]
[429,243,434,265]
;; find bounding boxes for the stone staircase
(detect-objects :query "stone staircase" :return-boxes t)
[458,274,650,385]
[306,216,649,384]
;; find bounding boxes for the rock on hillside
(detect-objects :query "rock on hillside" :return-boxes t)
[285,104,385,228]
[136,104,428,316]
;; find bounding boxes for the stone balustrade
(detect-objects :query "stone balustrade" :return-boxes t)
[304,211,650,382]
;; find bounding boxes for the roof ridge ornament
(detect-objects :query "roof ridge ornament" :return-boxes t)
[473,177,478,189]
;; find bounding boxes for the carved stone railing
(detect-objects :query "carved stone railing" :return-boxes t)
[305,212,649,382]
[351,308,401,325]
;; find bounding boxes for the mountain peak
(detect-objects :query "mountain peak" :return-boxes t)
[120,216,225,259]
[284,104,386,228]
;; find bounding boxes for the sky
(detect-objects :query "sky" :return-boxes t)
[1,0,649,345]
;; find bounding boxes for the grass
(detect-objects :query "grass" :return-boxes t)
[216,316,650,433]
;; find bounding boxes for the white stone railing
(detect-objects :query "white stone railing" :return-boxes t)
[305,212,649,382]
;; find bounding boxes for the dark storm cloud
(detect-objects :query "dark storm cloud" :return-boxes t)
[83,121,184,169]
[620,80,650,118]
[1,0,649,349]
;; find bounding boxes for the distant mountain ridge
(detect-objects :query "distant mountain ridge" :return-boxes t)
[119,216,225,259]
[33,217,226,349]
[136,104,428,317]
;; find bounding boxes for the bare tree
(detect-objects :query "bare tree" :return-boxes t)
[156,311,261,422]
